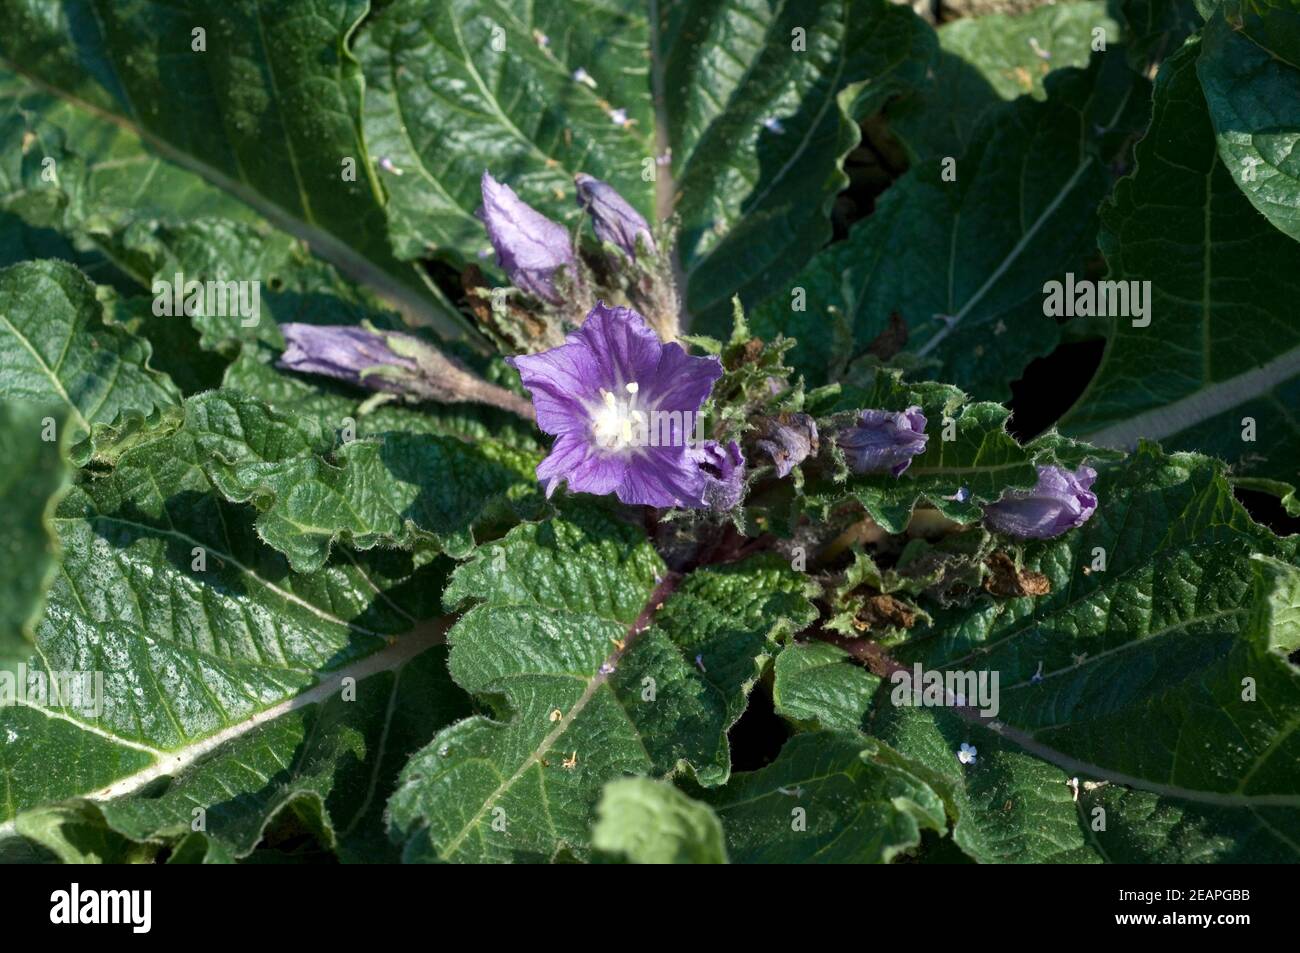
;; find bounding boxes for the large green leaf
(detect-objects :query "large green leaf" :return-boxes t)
[1197,4,1300,244]
[0,402,70,671]
[4,641,469,863]
[1061,40,1300,489]
[690,731,946,863]
[0,414,454,828]
[0,260,180,461]
[664,0,934,328]
[889,0,1118,161]
[0,0,460,334]
[357,0,655,265]
[752,54,1147,398]
[874,445,1300,862]
[185,388,545,571]
[386,506,817,862]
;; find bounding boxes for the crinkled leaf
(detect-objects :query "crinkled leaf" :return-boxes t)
[689,731,945,863]
[6,642,469,863]
[0,419,452,828]
[386,506,817,862]
[772,641,878,733]
[0,260,180,463]
[875,445,1300,862]
[185,389,545,571]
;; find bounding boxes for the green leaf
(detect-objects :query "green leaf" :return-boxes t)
[184,389,544,571]
[690,731,945,863]
[1061,40,1300,487]
[592,777,728,864]
[0,0,461,334]
[357,0,655,265]
[772,641,879,733]
[890,0,1119,160]
[666,0,935,327]
[875,445,1300,862]
[753,53,1148,397]
[0,402,70,671]
[0,260,180,462]
[0,416,453,827]
[386,507,817,862]
[6,642,470,863]
[1197,4,1300,244]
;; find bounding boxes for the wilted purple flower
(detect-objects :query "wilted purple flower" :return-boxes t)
[507,302,722,507]
[478,171,574,303]
[837,406,928,477]
[575,173,656,259]
[278,324,416,392]
[983,465,1098,539]
[756,413,819,478]
[691,440,746,512]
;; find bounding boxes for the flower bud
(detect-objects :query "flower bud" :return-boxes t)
[983,465,1098,539]
[575,173,656,259]
[837,406,928,477]
[479,171,575,303]
[756,413,819,478]
[278,323,417,392]
[691,440,746,512]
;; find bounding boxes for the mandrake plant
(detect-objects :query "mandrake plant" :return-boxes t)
[0,0,1297,866]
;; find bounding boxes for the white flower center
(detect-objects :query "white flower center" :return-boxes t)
[591,381,646,450]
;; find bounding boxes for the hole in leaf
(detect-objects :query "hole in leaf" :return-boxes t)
[1233,486,1300,538]
[727,683,789,772]
[1007,338,1105,441]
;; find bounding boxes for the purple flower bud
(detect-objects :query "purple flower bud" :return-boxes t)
[756,413,819,478]
[837,406,928,477]
[691,440,746,512]
[575,173,656,259]
[983,465,1098,539]
[278,323,417,393]
[478,171,575,303]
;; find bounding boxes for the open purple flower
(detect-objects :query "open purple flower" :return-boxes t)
[575,173,656,259]
[756,413,819,478]
[691,440,746,512]
[278,324,417,393]
[837,406,928,477]
[507,302,723,507]
[478,171,574,303]
[983,465,1098,539]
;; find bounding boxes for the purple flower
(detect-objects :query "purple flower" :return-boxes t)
[983,465,1098,539]
[691,440,746,512]
[478,171,574,303]
[756,413,819,478]
[575,173,656,259]
[837,406,928,477]
[507,302,723,507]
[278,324,416,393]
